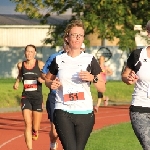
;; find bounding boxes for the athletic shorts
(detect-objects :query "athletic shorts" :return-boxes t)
[21,96,43,112]
[98,92,103,98]
[46,92,56,122]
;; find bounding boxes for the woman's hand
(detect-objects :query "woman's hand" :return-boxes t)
[38,77,45,83]
[13,82,19,90]
[51,77,62,90]
[122,66,139,85]
[126,70,139,84]
[79,71,94,82]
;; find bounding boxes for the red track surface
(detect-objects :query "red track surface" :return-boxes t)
[0,105,130,150]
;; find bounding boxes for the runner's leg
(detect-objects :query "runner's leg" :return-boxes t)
[21,97,33,150]
[32,98,43,140]
[47,93,58,150]
[130,111,150,150]
[32,111,42,131]
[22,109,32,150]
[75,112,95,150]
[94,92,103,112]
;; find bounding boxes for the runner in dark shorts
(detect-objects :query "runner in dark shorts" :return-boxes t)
[13,44,45,150]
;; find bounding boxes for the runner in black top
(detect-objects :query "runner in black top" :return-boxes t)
[21,59,43,99]
[13,44,45,150]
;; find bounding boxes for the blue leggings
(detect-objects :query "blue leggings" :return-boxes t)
[130,111,150,150]
[53,109,95,150]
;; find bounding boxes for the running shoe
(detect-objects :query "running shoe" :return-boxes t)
[50,142,58,150]
[32,130,38,141]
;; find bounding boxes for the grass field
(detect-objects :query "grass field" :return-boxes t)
[91,80,134,103]
[0,79,134,108]
[85,122,142,150]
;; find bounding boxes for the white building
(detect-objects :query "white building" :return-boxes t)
[0,14,148,80]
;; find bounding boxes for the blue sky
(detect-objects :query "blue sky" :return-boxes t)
[0,0,20,14]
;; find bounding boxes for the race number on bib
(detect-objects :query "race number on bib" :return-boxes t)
[24,80,37,91]
[63,92,85,102]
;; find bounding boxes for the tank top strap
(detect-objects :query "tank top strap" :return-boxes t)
[22,61,25,67]
[35,59,39,67]
[21,61,25,72]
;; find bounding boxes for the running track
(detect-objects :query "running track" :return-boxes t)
[0,105,130,150]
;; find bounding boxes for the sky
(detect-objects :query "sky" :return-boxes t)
[0,0,20,14]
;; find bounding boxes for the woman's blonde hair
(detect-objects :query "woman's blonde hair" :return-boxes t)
[63,20,85,45]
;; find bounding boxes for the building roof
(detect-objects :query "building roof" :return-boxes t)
[0,14,71,25]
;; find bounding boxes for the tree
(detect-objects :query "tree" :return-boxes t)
[10,0,150,51]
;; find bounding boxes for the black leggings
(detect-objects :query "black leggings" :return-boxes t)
[53,109,95,150]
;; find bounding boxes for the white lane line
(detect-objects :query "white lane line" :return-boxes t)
[0,119,49,149]
[0,134,24,148]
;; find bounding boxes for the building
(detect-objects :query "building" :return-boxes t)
[0,14,146,80]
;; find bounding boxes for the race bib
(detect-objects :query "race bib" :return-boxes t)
[24,80,37,91]
[63,84,85,102]
[63,92,85,102]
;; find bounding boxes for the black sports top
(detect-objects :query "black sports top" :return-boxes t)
[21,60,42,99]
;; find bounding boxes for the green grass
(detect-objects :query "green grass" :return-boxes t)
[0,79,134,108]
[91,80,134,102]
[105,80,134,102]
[85,122,142,150]
[0,78,49,108]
